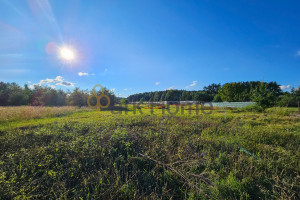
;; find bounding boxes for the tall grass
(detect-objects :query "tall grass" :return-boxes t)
[0,107,299,199]
[0,106,90,122]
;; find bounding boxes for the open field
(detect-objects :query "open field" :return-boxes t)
[0,106,299,199]
[0,106,91,122]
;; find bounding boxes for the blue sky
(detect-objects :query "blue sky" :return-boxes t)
[0,0,299,97]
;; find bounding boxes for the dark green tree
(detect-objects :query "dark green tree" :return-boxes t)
[153,92,161,102]
[160,92,166,101]
[204,83,221,95]
[165,90,178,101]
[251,82,275,108]
[120,98,129,105]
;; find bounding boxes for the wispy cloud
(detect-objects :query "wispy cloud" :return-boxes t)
[166,86,175,90]
[123,88,132,92]
[155,82,160,85]
[98,68,109,76]
[280,85,291,90]
[190,81,197,87]
[78,72,88,76]
[297,51,300,56]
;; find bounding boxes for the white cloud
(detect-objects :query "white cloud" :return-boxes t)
[28,84,38,89]
[280,85,291,90]
[28,81,31,84]
[155,82,160,85]
[190,81,197,87]
[29,76,74,88]
[56,81,74,87]
[110,88,115,93]
[166,86,175,90]
[39,76,63,84]
[55,76,63,82]
[78,72,88,76]
[39,79,53,84]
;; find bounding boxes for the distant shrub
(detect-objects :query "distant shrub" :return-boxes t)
[266,107,290,116]
[240,104,264,112]
[277,95,298,107]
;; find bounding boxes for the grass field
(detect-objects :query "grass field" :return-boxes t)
[0,105,299,199]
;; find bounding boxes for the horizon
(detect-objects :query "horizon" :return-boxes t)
[1,0,300,97]
[0,80,294,99]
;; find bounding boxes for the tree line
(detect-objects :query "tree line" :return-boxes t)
[1,81,299,108]
[127,81,300,107]
[0,82,116,107]
[127,83,221,102]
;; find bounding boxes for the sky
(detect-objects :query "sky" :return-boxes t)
[0,0,299,97]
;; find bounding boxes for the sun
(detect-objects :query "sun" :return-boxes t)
[59,47,75,61]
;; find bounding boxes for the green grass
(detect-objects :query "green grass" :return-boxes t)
[0,106,299,199]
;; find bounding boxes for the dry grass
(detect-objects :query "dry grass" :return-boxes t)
[0,106,90,122]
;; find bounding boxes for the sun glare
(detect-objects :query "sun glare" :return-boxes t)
[59,47,75,61]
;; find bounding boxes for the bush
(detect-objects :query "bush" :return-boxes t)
[266,107,290,116]
[120,98,129,105]
[277,95,298,107]
[213,94,222,102]
[240,104,264,112]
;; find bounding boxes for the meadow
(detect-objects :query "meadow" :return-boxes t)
[0,105,299,199]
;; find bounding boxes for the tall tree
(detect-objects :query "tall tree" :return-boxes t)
[251,82,275,108]
[160,92,166,101]
[165,90,179,101]
[153,92,161,102]
[203,83,221,95]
